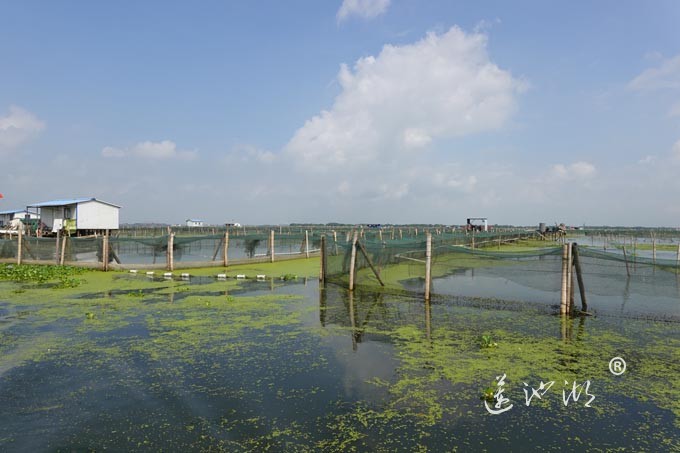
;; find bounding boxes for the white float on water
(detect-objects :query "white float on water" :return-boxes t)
[236,274,246,279]
[217,274,227,279]
[129,269,138,274]
[256,274,266,280]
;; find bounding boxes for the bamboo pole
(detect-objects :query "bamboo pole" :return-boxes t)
[60,235,67,265]
[349,231,358,291]
[17,226,23,265]
[270,230,275,263]
[571,243,588,312]
[622,246,630,277]
[560,244,569,315]
[167,232,175,271]
[102,229,109,271]
[223,231,229,267]
[567,243,574,311]
[425,232,432,301]
[319,235,326,283]
[55,229,61,264]
[305,230,310,258]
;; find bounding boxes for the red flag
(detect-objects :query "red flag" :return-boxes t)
[0,193,4,198]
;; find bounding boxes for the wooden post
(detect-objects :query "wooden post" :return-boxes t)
[17,226,23,265]
[270,230,275,262]
[676,243,680,268]
[305,230,310,258]
[102,229,109,271]
[55,229,61,264]
[167,232,175,271]
[567,242,574,312]
[399,229,403,240]
[378,229,383,242]
[652,238,657,265]
[425,232,432,300]
[571,243,588,312]
[622,246,630,277]
[223,231,229,267]
[319,235,326,283]
[471,231,475,249]
[348,231,358,291]
[560,244,569,315]
[60,235,67,265]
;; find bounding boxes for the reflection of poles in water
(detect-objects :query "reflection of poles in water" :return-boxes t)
[576,315,585,342]
[270,277,274,292]
[560,314,573,342]
[424,299,432,342]
[168,290,174,304]
[348,290,357,351]
[344,290,384,351]
[319,287,327,327]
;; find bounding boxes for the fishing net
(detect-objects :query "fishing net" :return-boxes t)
[324,233,680,321]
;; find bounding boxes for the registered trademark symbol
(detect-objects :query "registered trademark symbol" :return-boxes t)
[609,357,626,375]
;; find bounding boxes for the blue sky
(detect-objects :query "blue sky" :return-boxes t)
[1,1,680,226]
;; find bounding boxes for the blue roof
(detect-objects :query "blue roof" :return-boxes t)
[27,198,121,208]
[0,209,28,215]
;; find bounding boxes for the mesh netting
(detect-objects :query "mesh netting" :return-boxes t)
[324,234,680,321]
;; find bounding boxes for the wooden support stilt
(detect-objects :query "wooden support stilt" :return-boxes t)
[425,232,432,300]
[211,236,224,261]
[357,240,384,286]
[571,243,588,312]
[622,246,630,277]
[349,231,358,291]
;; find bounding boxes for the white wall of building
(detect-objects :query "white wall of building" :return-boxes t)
[76,201,119,230]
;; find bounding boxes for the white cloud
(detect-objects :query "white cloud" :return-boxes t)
[638,155,656,165]
[223,144,277,164]
[628,54,680,91]
[337,0,390,22]
[0,105,45,150]
[285,26,524,171]
[551,161,596,180]
[101,140,197,160]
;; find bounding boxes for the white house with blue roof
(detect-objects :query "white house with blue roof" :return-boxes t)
[0,209,39,227]
[27,198,120,234]
[185,219,204,227]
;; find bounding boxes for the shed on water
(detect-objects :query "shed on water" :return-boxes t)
[27,198,120,235]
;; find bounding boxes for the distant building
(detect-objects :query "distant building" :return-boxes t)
[186,219,204,227]
[27,198,120,235]
[0,209,39,227]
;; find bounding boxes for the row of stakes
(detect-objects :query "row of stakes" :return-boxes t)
[127,269,286,281]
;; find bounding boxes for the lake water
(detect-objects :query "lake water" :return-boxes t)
[0,271,678,451]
